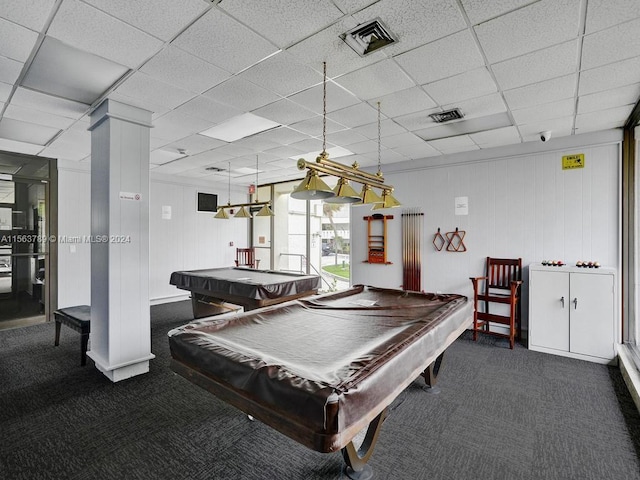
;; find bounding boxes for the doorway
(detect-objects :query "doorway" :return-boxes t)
[0,152,55,330]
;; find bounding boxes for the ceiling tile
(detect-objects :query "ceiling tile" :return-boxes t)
[234,135,281,153]
[575,104,634,132]
[11,87,88,119]
[395,30,484,85]
[173,96,241,124]
[172,8,279,74]
[392,142,440,159]
[380,132,424,149]
[238,52,323,97]
[394,110,441,131]
[182,150,233,168]
[107,91,171,118]
[475,0,581,63]
[286,17,387,78]
[334,59,415,100]
[0,82,12,103]
[149,148,185,165]
[518,115,574,141]
[204,77,281,113]
[47,0,164,68]
[163,134,227,156]
[354,118,406,139]
[492,40,578,90]
[469,126,522,148]
[0,0,57,31]
[512,98,575,124]
[328,103,378,128]
[585,0,640,33]
[252,99,316,125]
[415,112,512,141]
[0,56,22,84]
[503,74,577,111]
[578,83,640,114]
[578,56,640,96]
[115,72,194,109]
[368,87,437,119]
[289,116,346,136]
[428,135,479,154]
[581,17,640,70]
[460,0,537,25]
[352,0,467,56]
[325,128,370,147]
[4,104,76,130]
[0,138,43,155]
[152,111,212,142]
[263,145,306,159]
[346,139,378,155]
[288,81,359,114]
[220,0,343,48]
[140,46,231,94]
[82,0,209,41]
[332,0,379,14]
[444,93,507,120]
[0,18,38,62]
[0,117,60,145]
[423,68,497,105]
[249,126,309,146]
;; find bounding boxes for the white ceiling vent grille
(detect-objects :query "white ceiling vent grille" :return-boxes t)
[429,108,464,123]
[341,18,397,56]
[204,166,224,172]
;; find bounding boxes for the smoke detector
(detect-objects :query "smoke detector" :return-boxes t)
[429,108,464,123]
[341,18,397,57]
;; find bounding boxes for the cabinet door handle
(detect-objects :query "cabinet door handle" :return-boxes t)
[573,297,578,310]
[560,296,565,308]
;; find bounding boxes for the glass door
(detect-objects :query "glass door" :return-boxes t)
[0,177,48,328]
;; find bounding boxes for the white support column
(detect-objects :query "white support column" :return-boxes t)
[88,99,154,382]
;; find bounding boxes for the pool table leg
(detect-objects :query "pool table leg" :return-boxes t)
[421,351,445,394]
[341,408,388,480]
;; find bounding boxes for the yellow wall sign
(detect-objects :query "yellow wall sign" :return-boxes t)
[562,153,585,170]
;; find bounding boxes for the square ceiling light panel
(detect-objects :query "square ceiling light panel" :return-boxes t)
[199,113,282,142]
[21,37,129,105]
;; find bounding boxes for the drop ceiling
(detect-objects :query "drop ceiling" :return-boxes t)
[0,0,638,186]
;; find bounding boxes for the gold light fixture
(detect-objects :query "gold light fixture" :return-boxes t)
[291,65,400,207]
[253,155,274,217]
[214,160,274,219]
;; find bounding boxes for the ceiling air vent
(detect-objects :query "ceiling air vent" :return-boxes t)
[341,18,397,56]
[429,108,464,123]
[205,166,224,172]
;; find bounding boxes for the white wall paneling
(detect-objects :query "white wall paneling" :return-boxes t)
[352,140,621,333]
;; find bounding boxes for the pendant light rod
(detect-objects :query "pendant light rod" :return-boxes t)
[314,153,384,183]
[296,158,394,191]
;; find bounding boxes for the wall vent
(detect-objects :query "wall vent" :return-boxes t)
[429,108,464,123]
[341,18,397,56]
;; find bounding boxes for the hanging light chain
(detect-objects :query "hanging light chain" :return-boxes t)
[227,161,231,205]
[322,62,327,153]
[377,101,382,176]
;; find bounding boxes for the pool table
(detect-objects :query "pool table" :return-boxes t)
[169,267,321,318]
[168,285,471,479]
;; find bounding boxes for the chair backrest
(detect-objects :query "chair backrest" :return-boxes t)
[236,248,256,268]
[484,257,522,291]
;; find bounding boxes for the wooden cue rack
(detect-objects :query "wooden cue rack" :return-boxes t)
[363,214,393,264]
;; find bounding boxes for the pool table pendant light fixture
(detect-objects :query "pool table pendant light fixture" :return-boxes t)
[214,160,274,219]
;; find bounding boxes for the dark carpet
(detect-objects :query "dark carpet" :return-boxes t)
[1,300,639,480]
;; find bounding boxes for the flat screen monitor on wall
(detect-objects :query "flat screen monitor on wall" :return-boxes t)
[197,192,218,212]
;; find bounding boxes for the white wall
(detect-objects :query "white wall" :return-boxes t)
[57,162,248,307]
[352,133,621,330]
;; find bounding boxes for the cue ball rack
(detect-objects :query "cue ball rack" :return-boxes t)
[364,214,393,264]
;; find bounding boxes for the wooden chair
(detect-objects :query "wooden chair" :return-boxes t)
[235,248,260,269]
[469,257,523,349]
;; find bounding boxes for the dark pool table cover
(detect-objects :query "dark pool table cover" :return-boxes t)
[168,285,471,452]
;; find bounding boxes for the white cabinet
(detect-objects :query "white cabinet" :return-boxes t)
[528,263,616,364]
